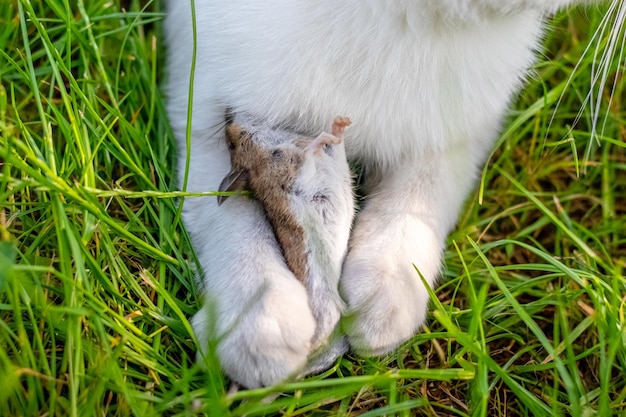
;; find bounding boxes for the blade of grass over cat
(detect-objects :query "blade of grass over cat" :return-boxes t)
[176,0,198,222]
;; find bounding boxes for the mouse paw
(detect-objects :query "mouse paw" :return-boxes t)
[331,116,351,138]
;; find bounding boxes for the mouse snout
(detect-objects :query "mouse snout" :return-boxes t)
[226,123,255,152]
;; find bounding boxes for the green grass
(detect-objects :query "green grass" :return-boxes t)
[0,1,624,416]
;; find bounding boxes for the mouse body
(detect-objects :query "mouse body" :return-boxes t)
[219,115,354,356]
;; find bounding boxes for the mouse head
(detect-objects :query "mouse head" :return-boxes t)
[218,116,350,205]
[218,121,305,205]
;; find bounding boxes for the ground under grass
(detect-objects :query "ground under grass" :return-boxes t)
[1,1,625,416]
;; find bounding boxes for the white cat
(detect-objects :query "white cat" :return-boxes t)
[164,0,616,388]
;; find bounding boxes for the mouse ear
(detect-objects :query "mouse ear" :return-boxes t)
[217,169,248,205]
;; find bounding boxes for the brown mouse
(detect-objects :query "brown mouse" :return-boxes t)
[218,115,352,285]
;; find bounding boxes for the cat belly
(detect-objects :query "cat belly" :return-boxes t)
[198,1,544,166]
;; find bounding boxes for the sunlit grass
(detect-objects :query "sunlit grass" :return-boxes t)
[0,1,624,416]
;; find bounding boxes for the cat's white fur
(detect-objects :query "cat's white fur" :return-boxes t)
[164,0,599,388]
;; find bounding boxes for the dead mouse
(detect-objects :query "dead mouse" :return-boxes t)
[218,114,354,354]
[218,115,352,284]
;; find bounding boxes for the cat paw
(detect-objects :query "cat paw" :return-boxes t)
[341,256,429,355]
[339,216,441,356]
[193,277,316,388]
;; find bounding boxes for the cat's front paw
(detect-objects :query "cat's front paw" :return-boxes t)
[340,214,441,356]
[193,277,316,388]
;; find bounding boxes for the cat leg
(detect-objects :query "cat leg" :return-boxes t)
[183,139,316,388]
[164,4,316,387]
[341,142,485,356]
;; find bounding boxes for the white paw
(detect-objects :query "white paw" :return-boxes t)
[193,275,315,388]
[340,211,442,356]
